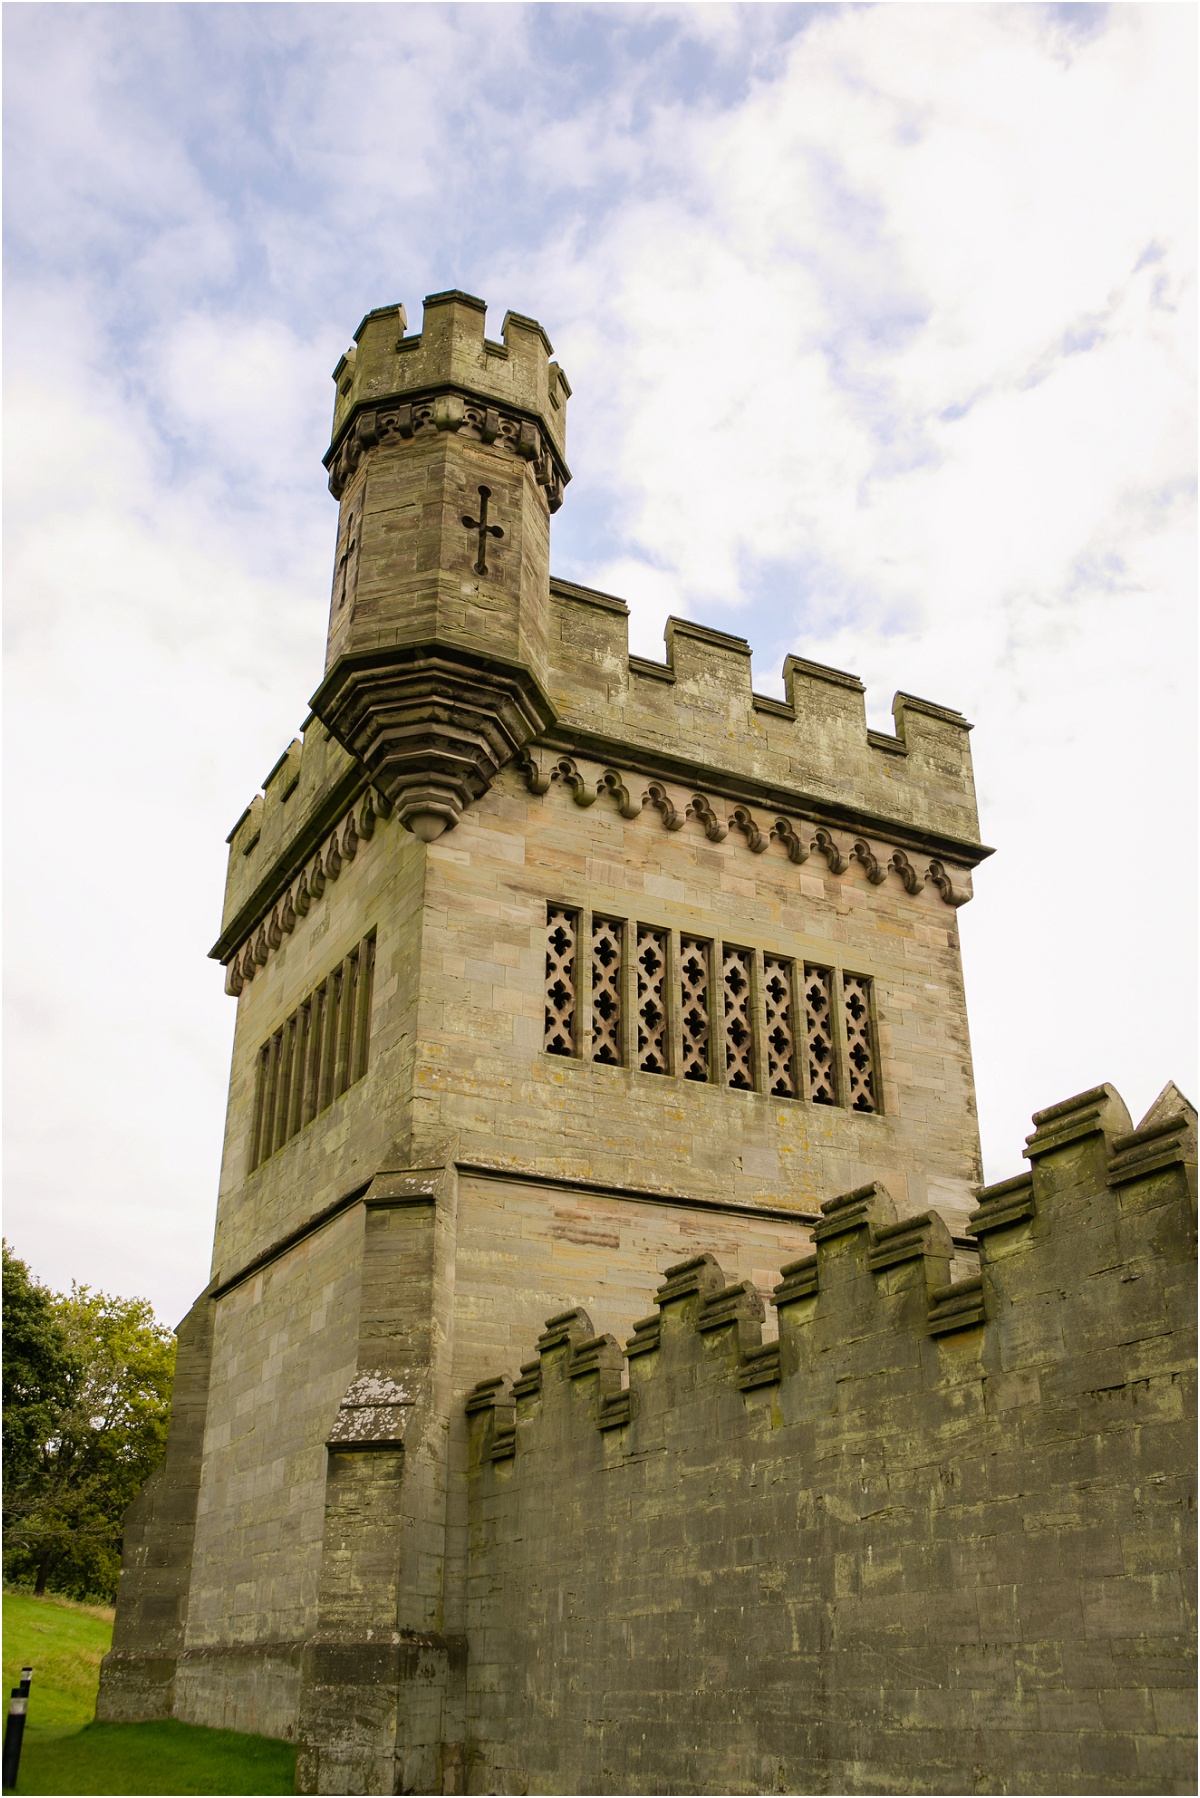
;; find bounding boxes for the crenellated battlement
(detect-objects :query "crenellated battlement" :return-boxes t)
[467,1080,1196,1454]
[325,291,570,506]
[213,585,985,976]
[544,579,987,856]
[464,1080,1196,1795]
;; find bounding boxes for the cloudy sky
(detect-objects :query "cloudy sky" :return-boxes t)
[5,2,1195,1324]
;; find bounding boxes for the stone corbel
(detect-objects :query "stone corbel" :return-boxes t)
[770,818,809,864]
[558,756,599,807]
[888,850,924,895]
[644,782,683,830]
[811,828,848,874]
[926,860,971,907]
[687,793,727,842]
[729,806,769,853]
[517,747,553,795]
[852,839,887,884]
[598,768,640,819]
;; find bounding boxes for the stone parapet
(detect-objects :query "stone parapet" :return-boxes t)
[465,1081,1198,1795]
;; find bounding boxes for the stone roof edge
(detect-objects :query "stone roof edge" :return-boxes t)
[533,728,994,869]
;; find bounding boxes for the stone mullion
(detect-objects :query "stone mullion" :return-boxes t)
[667,929,682,1080]
[751,951,770,1096]
[250,1045,271,1170]
[796,964,812,1105]
[279,1020,299,1152]
[333,955,357,1099]
[829,966,849,1109]
[317,972,340,1112]
[865,978,884,1115]
[785,958,803,1101]
[269,1027,291,1157]
[287,1006,309,1141]
[712,933,728,1088]
[350,935,376,1084]
[579,907,593,1060]
[303,986,325,1126]
[621,919,637,1070]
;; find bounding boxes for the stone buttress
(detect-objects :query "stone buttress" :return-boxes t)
[97,291,1194,1796]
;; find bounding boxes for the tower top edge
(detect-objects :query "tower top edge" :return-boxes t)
[329,292,568,464]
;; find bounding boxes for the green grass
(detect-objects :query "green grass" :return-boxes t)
[7,1719,297,1795]
[1,1593,296,1795]
[2,1592,114,1733]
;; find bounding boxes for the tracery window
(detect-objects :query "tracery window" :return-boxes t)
[251,931,375,1170]
[721,947,755,1090]
[763,956,797,1099]
[803,964,838,1106]
[843,974,878,1112]
[538,905,881,1113]
[590,917,624,1065]
[544,907,578,1056]
[679,936,712,1082]
[635,926,669,1074]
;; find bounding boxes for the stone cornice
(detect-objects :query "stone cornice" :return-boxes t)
[520,747,978,905]
[212,784,392,990]
[210,760,368,967]
[324,383,572,510]
[530,730,993,874]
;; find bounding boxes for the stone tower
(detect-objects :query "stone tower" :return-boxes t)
[98,291,1002,1790]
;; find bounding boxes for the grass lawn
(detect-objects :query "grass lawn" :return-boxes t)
[2,1592,296,1795]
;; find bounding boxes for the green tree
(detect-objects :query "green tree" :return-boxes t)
[2,1246,75,1506]
[2,1247,175,1602]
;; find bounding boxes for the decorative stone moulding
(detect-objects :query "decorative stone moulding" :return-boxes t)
[311,644,557,843]
[518,748,973,907]
[325,391,569,513]
[224,786,390,995]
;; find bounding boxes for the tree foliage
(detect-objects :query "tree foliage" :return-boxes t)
[2,1244,175,1602]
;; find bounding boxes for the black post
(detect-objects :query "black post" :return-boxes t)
[2,1667,33,1790]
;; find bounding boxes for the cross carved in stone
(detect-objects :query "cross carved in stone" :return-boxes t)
[333,505,361,613]
[461,485,504,576]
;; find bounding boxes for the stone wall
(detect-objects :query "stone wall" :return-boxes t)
[175,1207,365,1737]
[420,755,983,1232]
[465,1084,1197,1796]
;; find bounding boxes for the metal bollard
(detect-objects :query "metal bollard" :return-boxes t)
[2,1667,33,1790]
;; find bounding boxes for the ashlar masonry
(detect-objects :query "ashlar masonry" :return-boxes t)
[98,291,1196,1797]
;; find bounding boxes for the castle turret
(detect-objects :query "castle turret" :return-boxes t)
[310,291,571,842]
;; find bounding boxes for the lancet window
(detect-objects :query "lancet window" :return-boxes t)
[679,936,712,1082]
[544,907,578,1056]
[635,926,669,1074]
[763,956,797,1099]
[251,931,376,1170]
[843,974,878,1112]
[722,947,755,1090]
[803,965,838,1106]
[590,917,624,1065]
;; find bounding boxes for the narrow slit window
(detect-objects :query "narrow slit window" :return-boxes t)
[250,930,376,1171]
[843,974,878,1113]
[544,907,578,1057]
[721,947,755,1090]
[679,936,712,1083]
[763,956,797,1099]
[803,964,839,1106]
[591,917,623,1065]
[635,926,669,1074]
